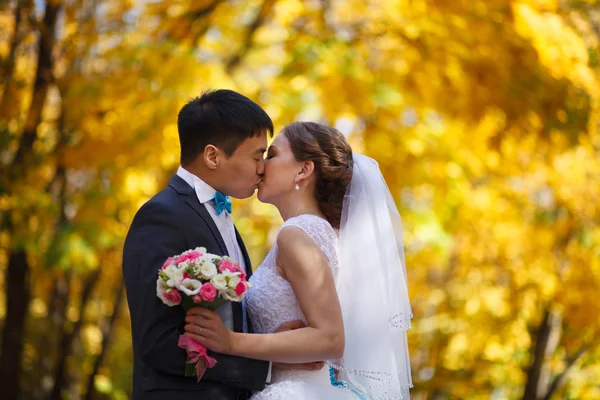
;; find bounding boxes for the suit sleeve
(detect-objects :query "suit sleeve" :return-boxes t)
[201,351,269,390]
[123,200,269,390]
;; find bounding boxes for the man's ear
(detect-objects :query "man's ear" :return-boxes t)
[204,145,219,170]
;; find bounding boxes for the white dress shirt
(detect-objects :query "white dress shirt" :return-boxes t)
[176,167,272,381]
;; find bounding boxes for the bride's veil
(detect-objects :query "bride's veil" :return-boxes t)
[332,154,413,399]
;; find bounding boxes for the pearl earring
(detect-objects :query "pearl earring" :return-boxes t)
[294,183,300,191]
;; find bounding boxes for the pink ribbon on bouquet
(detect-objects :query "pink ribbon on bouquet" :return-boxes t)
[178,335,218,382]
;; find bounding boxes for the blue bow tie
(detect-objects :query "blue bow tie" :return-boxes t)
[212,191,232,215]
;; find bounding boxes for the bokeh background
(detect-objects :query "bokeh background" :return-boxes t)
[1,0,599,399]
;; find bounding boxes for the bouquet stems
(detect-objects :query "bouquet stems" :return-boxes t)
[185,358,197,377]
[181,297,226,378]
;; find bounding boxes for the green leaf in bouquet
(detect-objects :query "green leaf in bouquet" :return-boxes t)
[158,270,169,281]
[180,295,226,312]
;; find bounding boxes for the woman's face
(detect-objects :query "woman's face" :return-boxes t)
[257,133,300,205]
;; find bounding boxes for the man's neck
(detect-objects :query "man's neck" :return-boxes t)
[183,164,219,189]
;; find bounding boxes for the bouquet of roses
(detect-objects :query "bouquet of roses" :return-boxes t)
[156,247,251,380]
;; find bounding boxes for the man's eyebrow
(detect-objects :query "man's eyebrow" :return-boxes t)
[255,147,267,154]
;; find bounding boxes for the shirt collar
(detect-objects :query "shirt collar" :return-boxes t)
[176,166,216,204]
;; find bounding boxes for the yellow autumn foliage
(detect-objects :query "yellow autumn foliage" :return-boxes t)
[1,0,598,398]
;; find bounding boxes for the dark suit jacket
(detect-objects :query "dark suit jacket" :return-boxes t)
[123,174,269,400]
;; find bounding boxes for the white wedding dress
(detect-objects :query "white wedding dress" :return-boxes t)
[245,214,356,399]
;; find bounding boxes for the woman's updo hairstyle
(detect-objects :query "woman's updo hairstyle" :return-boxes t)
[282,122,354,229]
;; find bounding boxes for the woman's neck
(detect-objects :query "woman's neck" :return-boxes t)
[276,194,325,222]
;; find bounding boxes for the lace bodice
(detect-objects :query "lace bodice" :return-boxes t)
[245,214,340,385]
[246,214,339,334]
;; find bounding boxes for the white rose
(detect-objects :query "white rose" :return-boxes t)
[206,255,219,265]
[220,270,241,289]
[179,260,193,270]
[200,262,217,279]
[163,265,184,288]
[221,289,241,302]
[157,279,179,306]
[194,247,207,254]
[187,263,201,277]
[177,278,202,296]
[221,269,241,278]
[211,274,228,290]
[228,275,241,289]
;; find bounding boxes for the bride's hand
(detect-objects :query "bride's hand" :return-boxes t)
[184,307,234,354]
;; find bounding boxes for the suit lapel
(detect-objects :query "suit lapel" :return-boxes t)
[235,227,253,278]
[234,226,256,333]
[228,226,250,333]
[185,195,229,257]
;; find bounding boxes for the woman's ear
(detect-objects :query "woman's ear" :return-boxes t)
[297,160,315,183]
[204,145,219,170]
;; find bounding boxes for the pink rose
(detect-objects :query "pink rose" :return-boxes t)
[193,295,202,303]
[218,259,238,273]
[235,281,247,296]
[175,251,202,264]
[162,257,175,270]
[200,283,217,302]
[163,289,182,305]
[173,255,186,264]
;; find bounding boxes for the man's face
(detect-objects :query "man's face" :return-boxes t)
[217,131,268,199]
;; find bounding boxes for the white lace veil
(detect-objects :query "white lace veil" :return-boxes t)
[332,154,413,399]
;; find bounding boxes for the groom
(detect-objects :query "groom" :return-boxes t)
[123,90,312,400]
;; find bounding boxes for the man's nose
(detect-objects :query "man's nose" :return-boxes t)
[257,159,265,175]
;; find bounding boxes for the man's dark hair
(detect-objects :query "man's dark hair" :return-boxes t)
[177,89,274,165]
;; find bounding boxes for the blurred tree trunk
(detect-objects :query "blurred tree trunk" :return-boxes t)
[0,250,30,397]
[38,270,71,396]
[224,0,277,73]
[0,0,27,119]
[522,309,562,400]
[84,282,125,400]
[31,103,70,398]
[47,129,83,400]
[0,1,61,396]
[522,307,592,400]
[50,269,100,400]
[542,344,591,400]
[31,274,61,399]
[11,1,59,177]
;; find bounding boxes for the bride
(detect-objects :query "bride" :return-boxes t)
[184,122,413,399]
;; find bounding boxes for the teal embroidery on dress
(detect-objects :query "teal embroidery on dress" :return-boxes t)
[329,366,367,399]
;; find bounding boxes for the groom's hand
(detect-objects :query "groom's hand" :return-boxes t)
[272,320,325,371]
